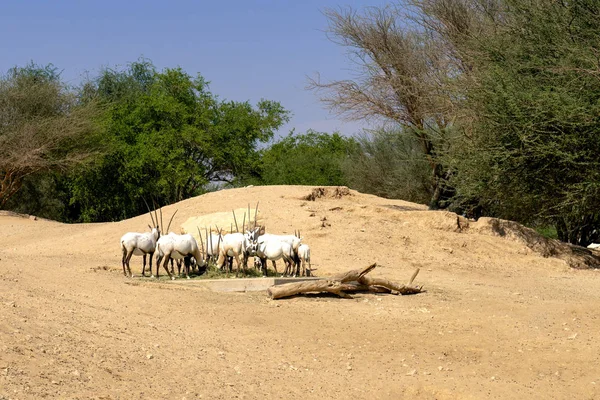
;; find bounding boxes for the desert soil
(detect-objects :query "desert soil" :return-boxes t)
[1,185,599,399]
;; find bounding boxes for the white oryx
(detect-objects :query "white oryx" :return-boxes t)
[215,231,254,276]
[120,226,160,278]
[249,233,296,277]
[155,231,206,279]
[247,227,303,276]
[297,243,311,277]
[119,206,164,278]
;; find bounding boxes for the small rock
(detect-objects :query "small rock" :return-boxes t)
[438,366,444,371]
[568,333,578,340]
[146,354,154,360]
[406,369,417,376]
[491,376,496,381]
[29,215,37,221]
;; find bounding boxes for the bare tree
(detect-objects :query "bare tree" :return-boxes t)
[0,64,101,208]
[308,2,503,208]
[308,5,458,207]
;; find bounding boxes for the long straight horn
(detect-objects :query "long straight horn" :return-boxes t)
[216,229,223,252]
[166,209,178,233]
[197,227,205,258]
[152,198,160,230]
[254,201,259,230]
[159,207,164,233]
[242,212,246,233]
[208,226,213,254]
[230,223,233,234]
[143,198,156,227]
[248,204,251,229]
[232,210,239,232]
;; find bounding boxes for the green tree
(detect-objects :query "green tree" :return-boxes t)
[436,0,600,245]
[71,60,289,222]
[0,62,101,209]
[344,128,434,204]
[247,130,357,186]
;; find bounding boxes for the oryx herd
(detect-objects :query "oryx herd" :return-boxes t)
[119,204,311,280]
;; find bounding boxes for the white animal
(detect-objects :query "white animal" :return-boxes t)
[155,233,205,279]
[120,227,160,277]
[216,232,253,275]
[297,243,311,277]
[252,235,295,277]
[253,231,302,274]
[206,232,223,262]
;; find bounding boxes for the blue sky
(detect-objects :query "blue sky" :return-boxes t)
[1,0,389,139]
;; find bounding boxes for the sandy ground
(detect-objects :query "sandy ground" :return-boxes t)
[1,185,599,399]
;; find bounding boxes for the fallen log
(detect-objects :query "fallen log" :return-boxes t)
[267,264,423,299]
[331,263,377,283]
[358,268,422,295]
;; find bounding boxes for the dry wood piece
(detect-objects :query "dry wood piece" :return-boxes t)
[267,264,423,300]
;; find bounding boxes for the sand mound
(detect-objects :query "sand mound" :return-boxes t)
[2,185,600,399]
[469,217,600,269]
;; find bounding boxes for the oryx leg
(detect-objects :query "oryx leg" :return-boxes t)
[162,254,174,280]
[260,257,268,277]
[184,257,191,279]
[242,253,249,273]
[233,253,243,277]
[216,253,227,274]
[121,248,129,277]
[141,254,147,276]
[271,260,278,276]
[124,251,134,277]
[294,253,301,277]
[148,251,154,277]
[155,255,162,278]
[286,255,296,277]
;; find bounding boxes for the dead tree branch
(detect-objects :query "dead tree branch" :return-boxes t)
[267,264,423,299]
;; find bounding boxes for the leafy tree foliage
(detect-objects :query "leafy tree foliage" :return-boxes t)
[313,0,600,245]
[70,60,289,222]
[0,63,101,209]
[436,0,600,245]
[245,130,357,186]
[343,128,434,204]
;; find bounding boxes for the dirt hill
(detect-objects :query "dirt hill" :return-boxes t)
[1,185,599,399]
